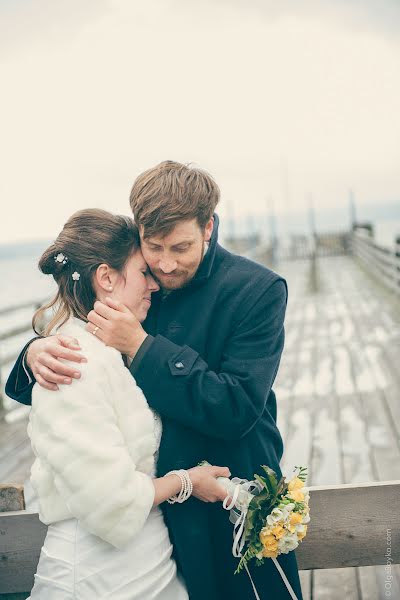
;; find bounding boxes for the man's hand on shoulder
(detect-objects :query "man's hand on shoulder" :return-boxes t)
[27,336,87,391]
[86,298,147,359]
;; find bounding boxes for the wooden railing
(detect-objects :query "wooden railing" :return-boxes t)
[0,299,46,414]
[0,480,399,598]
[276,232,350,261]
[351,230,400,295]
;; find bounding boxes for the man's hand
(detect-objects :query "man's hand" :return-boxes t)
[86,298,147,358]
[27,336,87,391]
[187,465,231,503]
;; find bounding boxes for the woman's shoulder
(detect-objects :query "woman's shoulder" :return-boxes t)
[56,317,124,374]
[32,318,127,412]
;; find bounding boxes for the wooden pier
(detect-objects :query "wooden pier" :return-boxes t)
[0,232,399,599]
[276,254,400,599]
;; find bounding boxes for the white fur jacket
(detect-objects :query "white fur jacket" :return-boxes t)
[27,317,159,549]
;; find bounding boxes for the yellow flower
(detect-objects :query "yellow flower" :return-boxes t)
[262,546,279,558]
[260,533,278,550]
[271,524,286,539]
[287,489,305,503]
[289,512,303,526]
[260,529,273,545]
[297,525,308,540]
[288,477,304,492]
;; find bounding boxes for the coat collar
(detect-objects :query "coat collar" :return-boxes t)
[185,212,220,288]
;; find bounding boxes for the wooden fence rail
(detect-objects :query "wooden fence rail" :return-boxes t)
[351,231,400,295]
[0,480,399,597]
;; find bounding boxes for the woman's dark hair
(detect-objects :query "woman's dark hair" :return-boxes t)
[32,208,140,335]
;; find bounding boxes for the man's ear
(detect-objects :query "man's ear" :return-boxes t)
[204,217,214,242]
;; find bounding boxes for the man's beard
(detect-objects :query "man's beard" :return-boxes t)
[150,242,207,291]
[152,270,195,290]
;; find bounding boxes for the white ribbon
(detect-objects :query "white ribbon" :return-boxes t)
[271,557,300,600]
[220,478,300,600]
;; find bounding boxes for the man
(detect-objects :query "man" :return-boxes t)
[6,161,303,600]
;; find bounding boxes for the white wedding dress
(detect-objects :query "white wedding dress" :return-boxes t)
[26,318,188,600]
[28,415,188,600]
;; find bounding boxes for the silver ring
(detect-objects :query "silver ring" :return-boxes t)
[92,326,99,336]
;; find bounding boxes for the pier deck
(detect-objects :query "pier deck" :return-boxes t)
[1,254,399,599]
[276,255,400,599]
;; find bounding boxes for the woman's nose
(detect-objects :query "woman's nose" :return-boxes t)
[159,259,177,273]
[146,273,160,292]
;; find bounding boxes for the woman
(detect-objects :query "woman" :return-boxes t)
[27,208,230,599]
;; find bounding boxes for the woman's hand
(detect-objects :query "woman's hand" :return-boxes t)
[26,336,87,391]
[188,465,231,502]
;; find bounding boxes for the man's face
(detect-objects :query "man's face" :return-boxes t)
[140,218,213,290]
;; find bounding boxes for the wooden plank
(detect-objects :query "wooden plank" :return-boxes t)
[0,512,47,594]
[0,441,34,485]
[0,480,398,593]
[297,480,400,570]
[0,486,25,512]
[311,276,358,598]
[298,571,311,599]
[0,299,46,318]
[313,568,360,600]
[0,324,33,343]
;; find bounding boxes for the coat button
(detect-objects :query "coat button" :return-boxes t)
[175,361,184,369]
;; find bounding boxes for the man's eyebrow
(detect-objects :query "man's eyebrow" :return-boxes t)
[144,238,194,247]
[171,240,194,248]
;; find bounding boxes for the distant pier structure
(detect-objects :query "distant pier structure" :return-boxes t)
[0,217,400,599]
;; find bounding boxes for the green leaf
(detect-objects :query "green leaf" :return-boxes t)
[260,465,279,495]
[253,474,269,490]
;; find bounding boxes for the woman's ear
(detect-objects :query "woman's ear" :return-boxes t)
[95,264,115,293]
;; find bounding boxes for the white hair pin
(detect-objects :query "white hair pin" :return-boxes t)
[72,272,80,281]
[55,252,68,265]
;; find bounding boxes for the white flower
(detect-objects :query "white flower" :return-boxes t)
[276,503,296,523]
[302,513,310,524]
[295,524,307,535]
[72,271,80,281]
[55,253,66,263]
[278,533,299,554]
[266,508,284,526]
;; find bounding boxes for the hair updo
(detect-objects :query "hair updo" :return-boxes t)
[32,208,140,335]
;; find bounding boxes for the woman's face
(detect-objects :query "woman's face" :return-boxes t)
[110,249,159,322]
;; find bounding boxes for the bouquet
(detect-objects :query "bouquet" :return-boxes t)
[201,462,310,600]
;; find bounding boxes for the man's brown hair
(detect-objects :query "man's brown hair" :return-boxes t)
[129,160,220,238]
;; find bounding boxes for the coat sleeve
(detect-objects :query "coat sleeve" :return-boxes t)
[131,279,288,441]
[28,355,155,549]
[5,338,39,406]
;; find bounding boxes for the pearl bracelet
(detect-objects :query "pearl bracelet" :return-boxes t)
[165,469,193,504]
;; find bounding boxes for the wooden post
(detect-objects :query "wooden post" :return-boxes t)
[308,194,319,293]
[0,485,25,512]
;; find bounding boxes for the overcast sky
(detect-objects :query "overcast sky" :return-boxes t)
[1,0,399,243]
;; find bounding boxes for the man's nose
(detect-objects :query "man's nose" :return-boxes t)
[159,259,177,273]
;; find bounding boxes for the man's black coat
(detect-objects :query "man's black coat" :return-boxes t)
[7,215,303,600]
